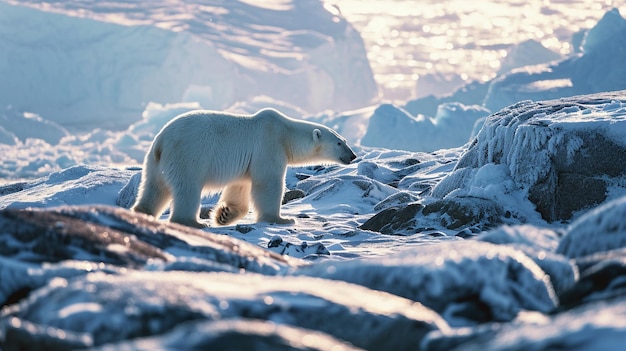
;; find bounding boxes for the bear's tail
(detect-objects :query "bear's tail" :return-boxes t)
[152,137,163,163]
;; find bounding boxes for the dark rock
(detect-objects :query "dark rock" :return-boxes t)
[235,224,255,234]
[359,203,423,234]
[267,236,330,258]
[0,205,299,272]
[199,205,213,219]
[0,207,168,267]
[455,229,477,238]
[0,181,29,196]
[295,173,311,181]
[558,250,626,310]
[425,297,626,351]
[0,205,302,309]
[282,189,306,204]
[428,231,446,237]
[554,173,606,219]
[423,197,505,230]
[529,132,624,221]
[268,236,284,248]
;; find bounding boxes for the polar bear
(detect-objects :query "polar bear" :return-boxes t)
[132,108,357,228]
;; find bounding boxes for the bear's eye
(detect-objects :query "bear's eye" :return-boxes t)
[337,142,341,146]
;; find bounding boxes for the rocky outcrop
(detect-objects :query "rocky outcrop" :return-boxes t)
[434,90,626,222]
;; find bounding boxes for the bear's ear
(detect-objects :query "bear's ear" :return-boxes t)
[312,129,322,142]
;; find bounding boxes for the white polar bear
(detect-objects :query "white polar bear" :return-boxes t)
[132,108,357,228]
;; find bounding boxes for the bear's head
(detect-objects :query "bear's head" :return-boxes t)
[312,127,357,165]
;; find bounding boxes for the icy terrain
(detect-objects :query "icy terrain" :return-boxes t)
[2,91,626,349]
[0,0,375,130]
[2,0,626,350]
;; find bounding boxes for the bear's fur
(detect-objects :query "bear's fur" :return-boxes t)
[132,108,357,228]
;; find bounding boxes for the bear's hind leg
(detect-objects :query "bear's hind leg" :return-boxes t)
[169,182,206,228]
[214,181,251,226]
[132,169,171,218]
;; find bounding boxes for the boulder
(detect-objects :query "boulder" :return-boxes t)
[434,91,626,222]
[294,240,558,325]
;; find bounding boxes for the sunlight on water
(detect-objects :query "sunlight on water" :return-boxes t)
[330,0,626,101]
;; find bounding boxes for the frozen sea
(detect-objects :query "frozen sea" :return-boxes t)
[2,0,626,350]
[339,0,625,100]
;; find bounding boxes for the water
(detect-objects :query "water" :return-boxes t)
[332,0,625,101]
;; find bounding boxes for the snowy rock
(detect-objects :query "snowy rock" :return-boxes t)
[477,224,561,252]
[295,174,397,213]
[0,165,137,210]
[477,225,577,296]
[0,258,123,310]
[0,271,449,350]
[423,297,626,351]
[557,195,626,258]
[294,240,558,326]
[93,319,365,351]
[52,205,301,274]
[422,196,509,231]
[435,91,626,222]
[0,205,300,300]
[360,103,489,152]
[357,161,403,186]
[116,170,141,209]
[373,191,420,211]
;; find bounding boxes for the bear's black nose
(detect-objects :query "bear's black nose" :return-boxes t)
[350,153,357,161]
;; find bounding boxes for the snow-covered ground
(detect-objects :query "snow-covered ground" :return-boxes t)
[2,1,626,350]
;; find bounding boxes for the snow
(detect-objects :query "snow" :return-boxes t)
[2,0,626,349]
[0,165,136,209]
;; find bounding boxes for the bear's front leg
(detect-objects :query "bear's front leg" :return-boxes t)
[169,182,207,228]
[251,171,294,225]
